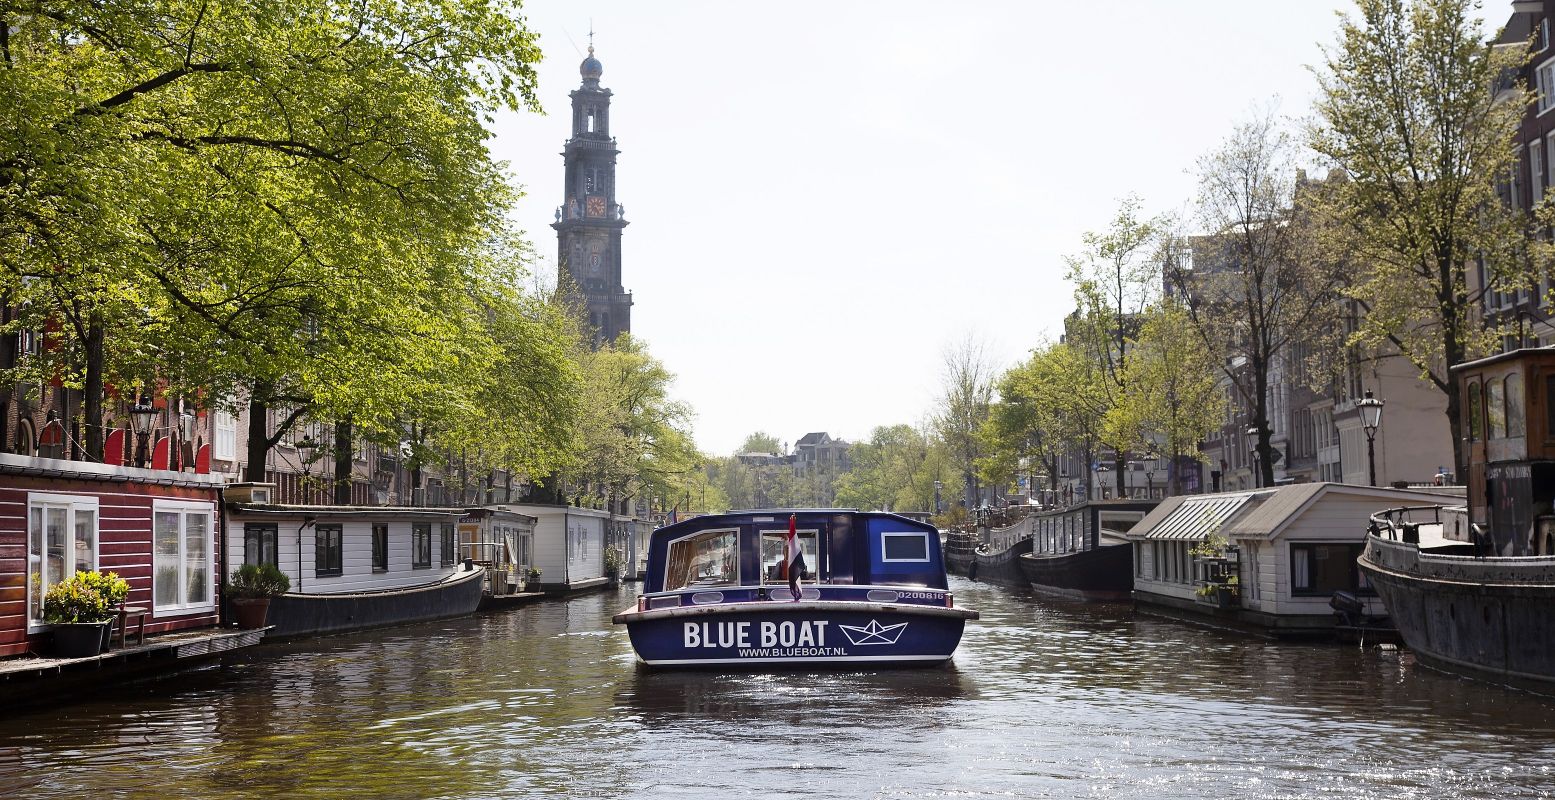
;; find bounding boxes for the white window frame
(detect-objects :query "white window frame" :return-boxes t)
[213,410,238,461]
[880,531,932,563]
[151,499,217,614]
[1539,56,1555,115]
[1538,140,1549,207]
[27,493,100,631]
[663,527,740,591]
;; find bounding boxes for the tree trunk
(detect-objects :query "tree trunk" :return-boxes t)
[81,314,105,461]
[334,419,353,505]
[243,384,271,483]
[1114,453,1126,497]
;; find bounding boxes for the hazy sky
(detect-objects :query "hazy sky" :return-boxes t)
[487,0,1458,457]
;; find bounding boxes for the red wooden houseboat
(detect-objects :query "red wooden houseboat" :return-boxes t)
[0,453,224,657]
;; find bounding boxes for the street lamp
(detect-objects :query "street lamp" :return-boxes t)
[1246,425,1260,489]
[1358,389,1385,487]
[129,394,158,468]
[296,434,319,503]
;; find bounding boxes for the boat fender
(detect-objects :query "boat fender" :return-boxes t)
[967,560,978,581]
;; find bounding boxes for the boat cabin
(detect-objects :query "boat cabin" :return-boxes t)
[1029,499,1157,555]
[1126,483,1455,636]
[641,510,947,602]
[1454,348,1555,555]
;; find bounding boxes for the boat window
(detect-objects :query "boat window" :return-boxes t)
[760,529,819,584]
[664,529,739,591]
[881,532,931,562]
[1548,376,1555,440]
[1488,378,1506,439]
[1506,372,1526,437]
[1468,380,1482,441]
[1290,543,1369,596]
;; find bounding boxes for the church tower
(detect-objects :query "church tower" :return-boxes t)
[553,45,632,345]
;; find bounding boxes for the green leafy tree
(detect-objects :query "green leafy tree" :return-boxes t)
[1169,111,1345,487]
[0,0,544,470]
[835,424,934,512]
[1065,197,1165,494]
[1309,0,1535,478]
[934,335,995,508]
[1111,302,1225,495]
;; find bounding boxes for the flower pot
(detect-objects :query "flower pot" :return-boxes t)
[51,621,111,658]
[230,597,272,630]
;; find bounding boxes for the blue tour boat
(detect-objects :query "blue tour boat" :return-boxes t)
[612,509,978,667]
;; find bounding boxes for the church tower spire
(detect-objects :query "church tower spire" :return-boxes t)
[553,43,631,346]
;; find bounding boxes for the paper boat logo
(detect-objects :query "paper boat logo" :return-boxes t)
[838,619,908,646]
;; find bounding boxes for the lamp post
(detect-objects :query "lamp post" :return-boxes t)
[129,395,157,468]
[1358,389,1385,487]
[296,434,319,504]
[1246,425,1260,489]
[933,480,943,515]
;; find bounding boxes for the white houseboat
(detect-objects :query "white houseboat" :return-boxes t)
[457,506,538,599]
[224,484,484,637]
[511,504,614,594]
[1125,482,1457,637]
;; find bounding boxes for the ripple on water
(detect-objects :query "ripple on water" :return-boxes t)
[2,581,1555,798]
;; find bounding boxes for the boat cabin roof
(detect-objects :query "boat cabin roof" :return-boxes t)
[642,509,946,594]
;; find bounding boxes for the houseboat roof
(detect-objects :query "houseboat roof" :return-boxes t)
[0,452,225,488]
[226,504,467,518]
[1449,345,1555,373]
[1129,483,1460,542]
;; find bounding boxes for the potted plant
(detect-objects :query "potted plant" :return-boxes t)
[527,566,542,589]
[43,570,129,657]
[226,563,290,629]
[604,547,623,582]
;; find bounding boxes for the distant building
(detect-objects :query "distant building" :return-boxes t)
[552,45,633,346]
[1483,1,1555,347]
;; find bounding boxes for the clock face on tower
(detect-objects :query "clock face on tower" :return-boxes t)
[586,195,606,218]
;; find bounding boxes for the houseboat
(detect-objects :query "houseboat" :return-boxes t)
[1359,348,1555,692]
[1126,482,1453,637]
[970,514,1033,585]
[1018,499,1157,601]
[612,509,978,667]
[510,503,615,593]
[457,505,539,603]
[1,454,227,657]
[224,485,484,638]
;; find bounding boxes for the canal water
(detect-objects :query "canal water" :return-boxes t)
[3,578,1555,799]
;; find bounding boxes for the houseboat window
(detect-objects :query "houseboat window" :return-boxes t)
[27,494,99,626]
[665,529,739,591]
[761,529,820,584]
[413,523,432,569]
[153,500,214,611]
[372,524,389,572]
[1290,543,1368,596]
[881,532,931,562]
[315,524,343,578]
[245,524,278,567]
[1488,378,1507,439]
[1468,380,1483,441]
[1506,372,1526,437]
[441,523,456,567]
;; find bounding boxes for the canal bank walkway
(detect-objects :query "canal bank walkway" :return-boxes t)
[0,626,269,707]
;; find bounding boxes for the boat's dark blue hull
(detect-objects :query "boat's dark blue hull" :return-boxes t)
[615,601,974,667]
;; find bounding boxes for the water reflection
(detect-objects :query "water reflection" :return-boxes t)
[617,663,974,724]
[0,581,1553,798]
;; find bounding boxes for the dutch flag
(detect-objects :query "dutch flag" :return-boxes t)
[782,513,803,600]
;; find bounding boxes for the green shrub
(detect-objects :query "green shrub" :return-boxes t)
[43,570,128,623]
[226,563,291,599]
